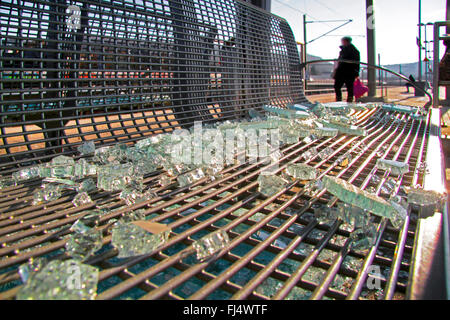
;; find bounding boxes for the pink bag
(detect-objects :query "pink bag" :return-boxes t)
[354,77,369,100]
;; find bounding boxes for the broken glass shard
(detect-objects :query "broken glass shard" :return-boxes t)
[164,162,189,177]
[119,188,144,206]
[302,147,319,161]
[16,259,99,300]
[337,203,373,229]
[111,220,170,258]
[43,177,77,188]
[263,105,311,119]
[32,184,63,205]
[319,120,367,136]
[65,227,103,261]
[193,230,230,261]
[94,143,127,164]
[288,104,310,112]
[388,200,408,229]
[257,174,288,197]
[407,188,447,208]
[177,168,206,187]
[18,257,48,283]
[416,162,429,175]
[70,219,91,234]
[0,177,16,188]
[78,141,96,155]
[280,131,299,145]
[72,192,93,207]
[380,178,398,196]
[318,147,334,160]
[77,178,97,193]
[158,174,172,187]
[248,109,266,119]
[74,159,97,178]
[71,209,105,230]
[302,135,317,144]
[314,206,339,224]
[382,104,417,115]
[285,163,317,180]
[312,127,339,138]
[322,176,406,229]
[377,159,409,175]
[97,163,142,192]
[350,224,377,251]
[315,203,373,230]
[121,209,147,223]
[304,180,323,197]
[12,166,40,182]
[38,156,76,178]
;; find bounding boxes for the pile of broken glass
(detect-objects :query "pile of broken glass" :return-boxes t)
[1,102,374,199]
[2,101,441,298]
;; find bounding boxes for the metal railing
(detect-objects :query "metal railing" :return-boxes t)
[300,59,433,108]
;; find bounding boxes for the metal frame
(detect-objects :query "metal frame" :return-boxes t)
[433,21,450,108]
[0,0,448,301]
[408,108,449,299]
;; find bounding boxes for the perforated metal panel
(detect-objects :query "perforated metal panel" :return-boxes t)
[0,0,306,173]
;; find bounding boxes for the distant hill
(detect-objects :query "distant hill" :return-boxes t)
[382,61,432,80]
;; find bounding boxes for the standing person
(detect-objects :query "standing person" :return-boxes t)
[405,74,416,93]
[333,37,360,102]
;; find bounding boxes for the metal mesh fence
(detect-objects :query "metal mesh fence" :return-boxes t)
[0,0,306,173]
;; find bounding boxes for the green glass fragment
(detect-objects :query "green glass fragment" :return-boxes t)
[322,176,406,229]
[192,230,230,261]
[285,163,317,180]
[111,221,170,258]
[257,174,288,197]
[17,259,99,300]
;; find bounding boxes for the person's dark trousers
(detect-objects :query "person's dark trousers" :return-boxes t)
[334,77,355,102]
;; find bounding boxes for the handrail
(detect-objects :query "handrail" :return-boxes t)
[300,59,433,108]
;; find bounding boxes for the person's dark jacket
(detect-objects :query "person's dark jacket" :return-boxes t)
[334,44,360,79]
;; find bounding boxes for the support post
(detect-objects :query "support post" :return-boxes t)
[419,0,422,82]
[366,0,376,97]
[303,14,308,91]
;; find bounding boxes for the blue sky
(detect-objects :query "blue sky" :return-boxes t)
[272,0,447,65]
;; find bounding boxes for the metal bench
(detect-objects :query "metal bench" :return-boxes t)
[0,0,448,300]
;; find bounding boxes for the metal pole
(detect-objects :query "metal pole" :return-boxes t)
[433,23,440,108]
[303,14,308,90]
[366,0,376,97]
[446,0,450,100]
[424,24,428,83]
[378,53,382,96]
[418,0,422,82]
